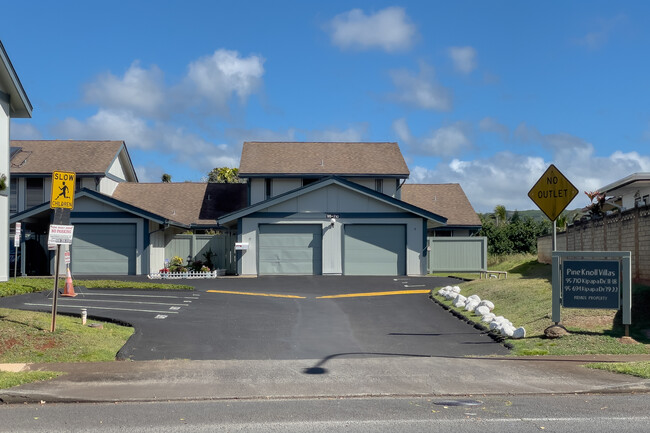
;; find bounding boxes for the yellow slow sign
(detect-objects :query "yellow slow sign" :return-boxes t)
[50,171,76,209]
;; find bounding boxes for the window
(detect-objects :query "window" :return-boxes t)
[302,178,318,187]
[644,195,650,206]
[375,179,383,193]
[265,178,272,199]
[9,178,18,214]
[25,178,44,209]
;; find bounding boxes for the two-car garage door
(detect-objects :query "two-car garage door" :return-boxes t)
[257,223,406,276]
[71,224,137,275]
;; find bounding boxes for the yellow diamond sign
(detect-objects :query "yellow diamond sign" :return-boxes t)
[50,171,76,209]
[528,164,578,221]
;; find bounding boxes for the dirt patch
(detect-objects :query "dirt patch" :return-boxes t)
[0,337,20,355]
[562,313,616,331]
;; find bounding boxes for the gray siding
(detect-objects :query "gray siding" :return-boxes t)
[428,236,487,273]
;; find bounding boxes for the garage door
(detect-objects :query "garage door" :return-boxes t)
[343,224,406,276]
[71,224,137,275]
[258,224,322,275]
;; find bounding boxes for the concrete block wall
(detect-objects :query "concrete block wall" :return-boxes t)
[538,204,650,282]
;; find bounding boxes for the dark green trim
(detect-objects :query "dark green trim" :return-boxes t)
[423,219,428,257]
[71,211,136,219]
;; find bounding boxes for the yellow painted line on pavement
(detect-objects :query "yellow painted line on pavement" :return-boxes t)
[317,289,430,299]
[206,290,305,299]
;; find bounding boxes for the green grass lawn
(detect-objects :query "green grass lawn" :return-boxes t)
[0,277,193,298]
[430,254,650,376]
[0,277,182,390]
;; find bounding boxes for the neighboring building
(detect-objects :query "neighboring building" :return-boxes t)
[219,142,448,276]
[400,184,482,237]
[599,173,650,211]
[1,41,32,282]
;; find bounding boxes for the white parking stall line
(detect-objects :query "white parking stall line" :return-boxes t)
[24,303,180,314]
[169,306,181,310]
[43,298,188,307]
[155,315,168,319]
[77,293,197,300]
[404,284,426,288]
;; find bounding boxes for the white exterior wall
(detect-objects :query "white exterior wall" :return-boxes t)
[237,184,427,276]
[98,176,120,196]
[149,220,165,273]
[0,96,9,281]
[108,157,127,180]
[621,187,650,210]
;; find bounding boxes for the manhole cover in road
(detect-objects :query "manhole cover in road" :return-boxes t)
[433,399,483,407]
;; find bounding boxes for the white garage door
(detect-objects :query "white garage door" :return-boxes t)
[71,224,137,275]
[258,224,322,275]
[343,224,406,276]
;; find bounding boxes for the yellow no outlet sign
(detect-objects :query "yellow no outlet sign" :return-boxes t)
[50,171,76,209]
[528,164,578,221]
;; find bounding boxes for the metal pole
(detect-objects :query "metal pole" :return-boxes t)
[51,244,61,332]
[13,245,18,283]
[552,220,557,252]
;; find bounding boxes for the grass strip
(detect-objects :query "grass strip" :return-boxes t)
[0,371,64,390]
[0,307,134,363]
[1,278,193,298]
[430,254,650,357]
[586,361,650,379]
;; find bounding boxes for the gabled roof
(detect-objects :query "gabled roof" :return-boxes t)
[10,188,168,226]
[238,142,410,178]
[10,140,137,181]
[401,183,481,228]
[0,40,32,118]
[112,182,248,226]
[218,176,446,226]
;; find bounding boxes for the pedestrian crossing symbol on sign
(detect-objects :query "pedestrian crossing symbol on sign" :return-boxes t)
[51,171,76,209]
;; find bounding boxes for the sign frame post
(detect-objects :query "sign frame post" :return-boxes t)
[552,251,632,334]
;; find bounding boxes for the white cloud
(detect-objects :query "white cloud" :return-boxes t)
[10,122,42,139]
[479,117,509,140]
[448,46,477,74]
[327,7,416,52]
[393,117,472,157]
[84,62,166,118]
[575,14,627,50]
[54,109,155,148]
[305,124,368,142]
[182,49,265,113]
[389,62,452,111]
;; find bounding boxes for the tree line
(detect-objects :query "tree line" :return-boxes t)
[478,206,551,255]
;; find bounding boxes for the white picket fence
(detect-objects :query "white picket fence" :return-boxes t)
[148,269,226,279]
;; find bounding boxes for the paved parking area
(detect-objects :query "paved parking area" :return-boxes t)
[0,276,509,361]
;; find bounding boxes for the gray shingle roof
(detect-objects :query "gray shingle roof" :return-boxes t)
[239,142,410,177]
[112,182,248,226]
[10,140,125,175]
[401,184,481,227]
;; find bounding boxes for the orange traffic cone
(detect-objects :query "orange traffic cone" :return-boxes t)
[61,266,77,297]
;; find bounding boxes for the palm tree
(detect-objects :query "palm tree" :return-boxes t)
[206,167,242,183]
[494,204,507,226]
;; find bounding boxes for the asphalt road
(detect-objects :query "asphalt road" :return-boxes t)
[3,394,650,433]
[0,275,509,361]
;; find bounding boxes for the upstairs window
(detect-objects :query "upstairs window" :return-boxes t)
[265,178,272,200]
[302,178,318,187]
[375,179,383,193]
[25,178,44,209]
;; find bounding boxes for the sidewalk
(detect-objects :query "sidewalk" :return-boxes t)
[3,354,650,404]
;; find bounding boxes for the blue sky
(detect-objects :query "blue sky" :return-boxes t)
[4,1,650,212]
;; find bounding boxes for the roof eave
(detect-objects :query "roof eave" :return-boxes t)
[0,41,32,118]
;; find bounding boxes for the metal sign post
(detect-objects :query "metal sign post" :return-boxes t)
[13,222,21,282]
[51,244,61,332]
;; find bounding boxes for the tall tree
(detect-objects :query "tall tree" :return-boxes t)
[206,167,242,183]
[494,204,507,226]
[161,173,172,183]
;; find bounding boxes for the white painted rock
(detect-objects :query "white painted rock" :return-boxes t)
[479,300,495,311]
[512,327,526,339]
[452,295,467,308]
[451,286,461,293]
[465,300,480,312]
[481,313,496,323]
[501,325,515,337]
[475,305,490,316]
[467,294,481,303]
[489,321,501,331]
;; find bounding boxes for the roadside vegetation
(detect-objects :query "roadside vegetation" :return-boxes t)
[431,253,650,377]
[0,277,185,390]
[1,277,193,298]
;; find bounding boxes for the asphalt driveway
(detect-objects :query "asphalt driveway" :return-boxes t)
[0,276,509,361]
